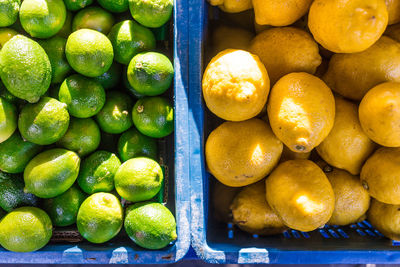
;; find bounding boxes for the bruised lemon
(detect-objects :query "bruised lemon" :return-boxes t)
[267,72,335,153]
[308,0,388,53]
[205,118,282,187]
[202,49,269,121]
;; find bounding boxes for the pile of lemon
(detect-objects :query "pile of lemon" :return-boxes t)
[204,0,400,240]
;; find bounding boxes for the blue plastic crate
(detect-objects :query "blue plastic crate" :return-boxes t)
[0,0,190,263]
[188,1,400,264]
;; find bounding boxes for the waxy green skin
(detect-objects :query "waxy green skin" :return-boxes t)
[114,157,163,202]
[0,207,52,252]
[94,62,121,90]
[0,35,52,103]
[0,96,16,142]
[0,80,18,104]
[98,0,128,13]
[39,36,72,84]
[20,0,66,38]
[0,0,20,27]
[77,150,121,194]
[72,6,115,34]
[57,117,101,157]
[0,132,42,173]
[77,192,123,244]
[66,29,114,77]
[125,202,177,249]
[132,96,174,138]
[43,184,87,227]
[127,52,174,96]
[0,171,38,212]
[24,148,80,198]
[18,97,70,145]
[118,127,158,161]
[64,0,93,11]
[59,74,106,118]
[129,0,173,28]
[108,20,155,65]
[96,91,133,134]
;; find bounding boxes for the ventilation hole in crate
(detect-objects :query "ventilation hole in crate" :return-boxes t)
[227,223,233,229]
[253,234,259,239]
[228,229,234,239]
[283,231,291,238]
[393,240,400,246]
[323,224,330,229]
[337,229,349,238]
[328,229,340,238]
[301,232,310,238]
[356,229,366,236]
[362,220,373,228]
[349,224,357,229]
[291,230,301,238]
[357,222,367,228]
[319,229,330,238]
[365,229,376,237]
[332,225,340,228]
[374,229,384,237]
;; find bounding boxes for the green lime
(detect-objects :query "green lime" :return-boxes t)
[0,97,17,143]
[98,0,128,13]
[128,0,172,28]
[93,61,121,90]
[0,81,18,104]
[43,184,86,227]
[24,148,80,198]
[0,28,17,49]
[39,36,72,84]
[108,20,156,65]
[72,6,115,34]
[66,29,114,77]
[18,97,70,145]
[96,91,133,134]
[125,202,177,249]
[0,0,20,27]
[77,192,123,243]
[132,96,173,138]
[0,171,38,212]
[0,35,51,103]
[77,150,121,194]
[59,74,106,118]
[118,128,158,161]
[57,118,101,157]
[114,157,163,202]
[57,11,72,38]
[20,0,66,39]
[0,207,52,252]
[64,0,92,11]
[127,52,173,96]
[0,132,41,173]
[123,65,145,99]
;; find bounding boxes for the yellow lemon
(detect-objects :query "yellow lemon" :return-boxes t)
[252,0,313,26]
[205,118,283,187]
[202,49,270,121]
[320,165,370,226]
[249,27,321,85]
[267,72,335,153]
[385,23,400,42]
[317,97,376,175]
[386,0,400,25]
[279,145,311,163]
[308,0,388,53]
[208,0,252,13]
[265,159,335,232]
[361,147,400,205]
[323,36,400,101]
[368,199,400,241]
[211,25,253,57]
[359,82,400,147]
[231,181,286,235]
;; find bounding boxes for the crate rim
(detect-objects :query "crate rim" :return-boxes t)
[187,0,400,263]
[0,0,190,263]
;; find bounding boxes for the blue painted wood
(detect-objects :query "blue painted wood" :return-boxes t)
[0,0,190,263]
[188,1,400,264]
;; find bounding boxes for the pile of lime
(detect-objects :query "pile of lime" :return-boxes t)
[0,0,176,253]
